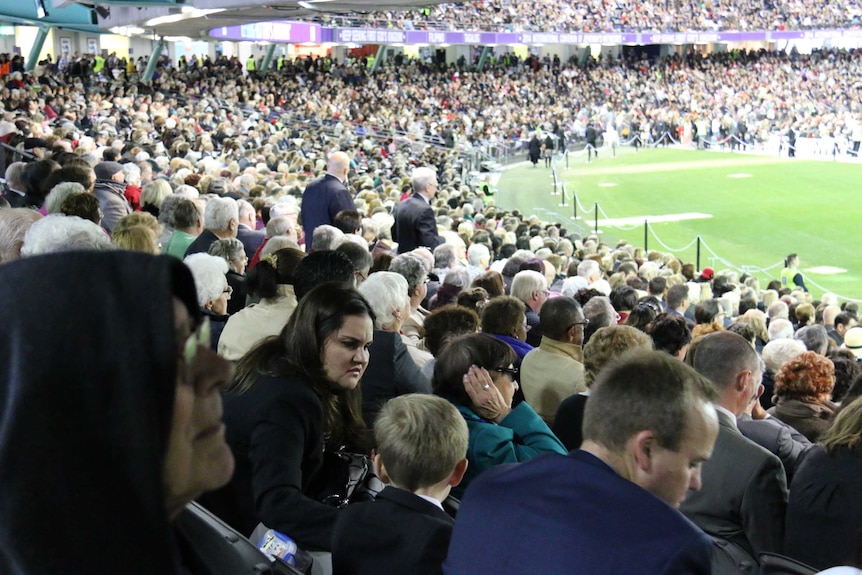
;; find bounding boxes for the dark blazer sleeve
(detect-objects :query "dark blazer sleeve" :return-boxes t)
[251,389,339,551]
[660,531,713,575]
[416,204,444,250]
[740,452,788,557]
[327,184,356,223]
[393,334,431,395]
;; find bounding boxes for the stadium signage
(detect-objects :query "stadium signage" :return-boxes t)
[209,22,860,46]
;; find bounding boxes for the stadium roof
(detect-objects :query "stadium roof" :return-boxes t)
[0,0,457,39]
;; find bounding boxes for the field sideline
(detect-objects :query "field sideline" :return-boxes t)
[496,147,862,300]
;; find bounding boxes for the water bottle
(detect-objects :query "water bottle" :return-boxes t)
[257,528,313,573]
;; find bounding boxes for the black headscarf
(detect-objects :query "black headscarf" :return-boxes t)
[0,251,199,574]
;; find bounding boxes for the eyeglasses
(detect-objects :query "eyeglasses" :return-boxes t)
[223,285,233,295]
[569,318,590,330]
[495,366,519,379]
[182,316,211,367]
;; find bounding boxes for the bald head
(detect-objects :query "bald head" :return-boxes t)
[823,305,841,327]
[327,151,350,180]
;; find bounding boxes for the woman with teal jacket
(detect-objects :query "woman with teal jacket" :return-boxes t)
[433,333,567,499]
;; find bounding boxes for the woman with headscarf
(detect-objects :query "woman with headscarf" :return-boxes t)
[0,251,236,574]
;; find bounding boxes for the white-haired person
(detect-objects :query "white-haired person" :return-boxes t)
[466,242,490,281]
[44,182,85,215]
[578,258,611,295]
[208,238,248,316]
[183,253,231,349]
[357,271,432,427]
[21,214,113,257]
[122,162,143,211]
[184,196,238,258]
[511,269,550,348]
[389,252,432,346]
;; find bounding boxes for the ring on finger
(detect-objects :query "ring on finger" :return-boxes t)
[482,384,490,390]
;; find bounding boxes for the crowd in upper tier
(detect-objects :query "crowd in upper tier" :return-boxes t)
[330,0,862,33]
[3,46,862,167]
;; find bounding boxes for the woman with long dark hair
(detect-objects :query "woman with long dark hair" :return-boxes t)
[202,282,375,554]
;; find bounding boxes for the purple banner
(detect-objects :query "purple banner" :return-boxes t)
[210,22,860,45]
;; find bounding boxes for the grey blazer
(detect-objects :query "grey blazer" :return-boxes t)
[680,409,788,561]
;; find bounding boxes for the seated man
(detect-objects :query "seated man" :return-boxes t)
[446,350,719,575]
[682,331,789,570]
[520,297,587,424]
[332,394,468,575]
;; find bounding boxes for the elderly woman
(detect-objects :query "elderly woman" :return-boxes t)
[357,271,432,426]
[0,251,237,573]
[218,247,305,361]
[769,351,837,442]
[388,252,430,345]
[208,238,248,315]
[433,332,566,499]
[112,224,160,254]
[183,253,231,349]
[785,397,862,570]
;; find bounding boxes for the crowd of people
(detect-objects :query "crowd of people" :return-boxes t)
[2,39,862,575]
[5,46,862,172]
[337,0,862,33]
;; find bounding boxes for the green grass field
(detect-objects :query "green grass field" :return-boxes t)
[497,147,862,300]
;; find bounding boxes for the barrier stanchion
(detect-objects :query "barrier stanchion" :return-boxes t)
[593,203,599,234]
[560,181,567,208]
[644,220,648,251]
[696,236,701,272]
[573,190,578,220]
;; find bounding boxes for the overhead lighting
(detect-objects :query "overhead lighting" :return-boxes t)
[163,36,192,42]
[109,26,145,36]
[144,8,223,27]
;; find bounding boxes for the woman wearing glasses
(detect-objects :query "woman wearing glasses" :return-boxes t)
[184,253,233,349]
[433,333,566,500]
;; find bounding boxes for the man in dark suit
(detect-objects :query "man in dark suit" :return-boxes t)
[184,197,239,257]
[235,199,266,259]
[445,351,718,575]
[392,166,444,254]
[682,331,789,573]
[300,151,355,246]
[332,395,468,575]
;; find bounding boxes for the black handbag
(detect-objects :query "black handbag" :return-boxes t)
[314,447,385,508]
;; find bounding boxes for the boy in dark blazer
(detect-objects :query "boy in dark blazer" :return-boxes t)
[332,394,468,575]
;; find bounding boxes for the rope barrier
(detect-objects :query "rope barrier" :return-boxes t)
[801,276,862,303]
[646,224,700,252]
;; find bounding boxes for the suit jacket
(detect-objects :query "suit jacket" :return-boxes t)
[332,487,453,575]
[361,330,431,427]
[236,225,266,260]
[785,445,862,570]
[444,450,713,575]
[680,409,788,562]
[183,229,220,258]
[736,413,812,483]
[551,392,589,450]
[392,193,443,253]
[524,307,543,347]
[2,189,27,208]
[301,174,355,241]
[520,337,586,424]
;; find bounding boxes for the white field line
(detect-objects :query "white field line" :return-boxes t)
[598,212,713,227]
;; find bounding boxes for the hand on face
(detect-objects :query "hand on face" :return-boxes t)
[463,365,512,423]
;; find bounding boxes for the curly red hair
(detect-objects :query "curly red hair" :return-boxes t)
[774,351,835,403]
